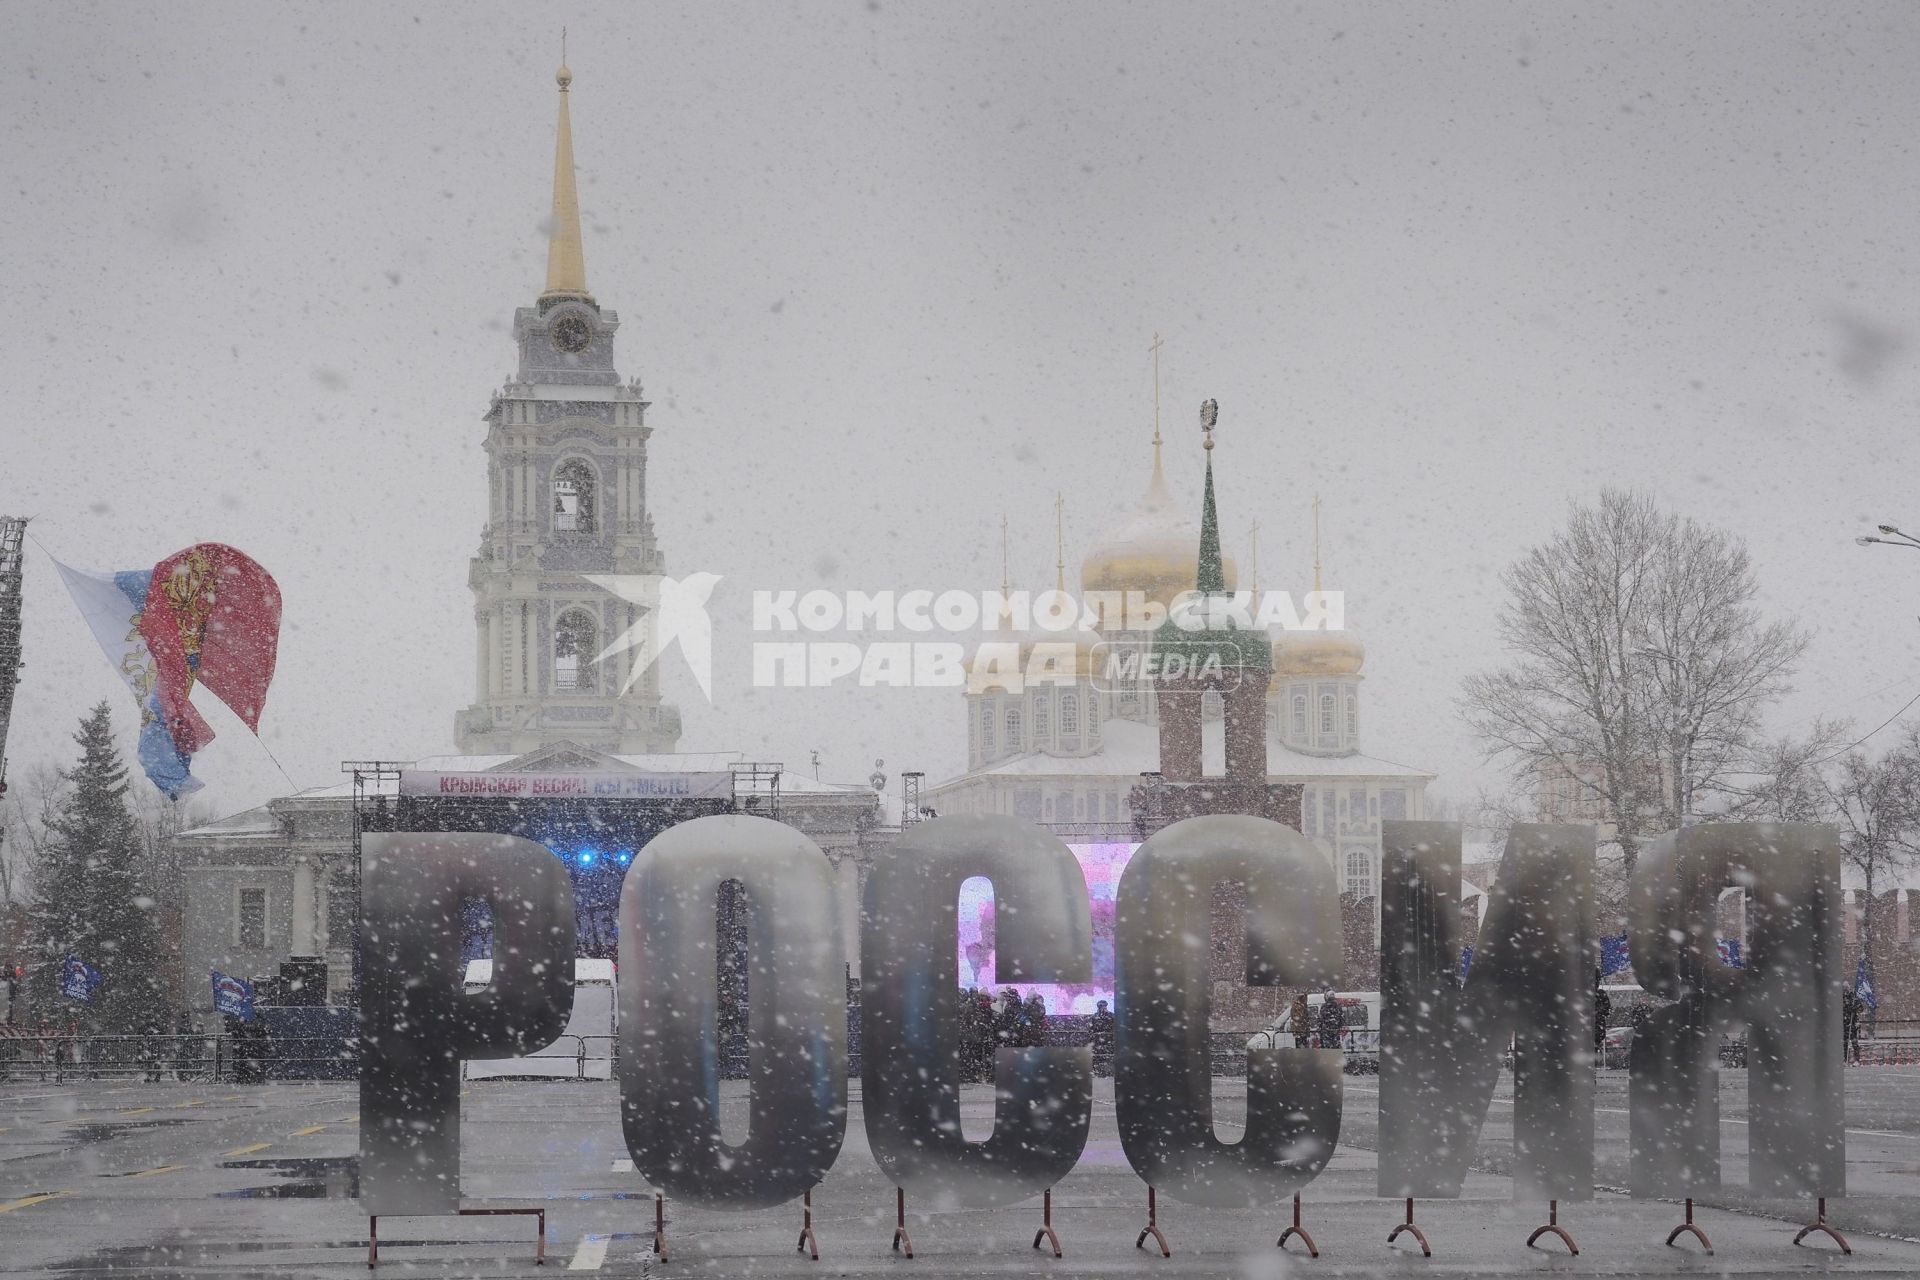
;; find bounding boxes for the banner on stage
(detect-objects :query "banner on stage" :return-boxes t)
[397,769,734,801]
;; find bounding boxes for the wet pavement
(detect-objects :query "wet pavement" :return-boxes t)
[3,1069,1918,1276]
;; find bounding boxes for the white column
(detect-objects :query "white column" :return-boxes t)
[290,855,317,957]
[314,865,331,956]
[487,606,503,697]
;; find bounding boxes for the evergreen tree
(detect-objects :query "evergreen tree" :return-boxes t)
[28,702,163,1032]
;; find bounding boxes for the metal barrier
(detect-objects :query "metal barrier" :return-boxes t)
[0,1032,357,1084]
[6,1018,1914,1085]
[0,1033,220,1082]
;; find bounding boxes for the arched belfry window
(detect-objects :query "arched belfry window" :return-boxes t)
[554,608,599,692]
[553,459,597,533]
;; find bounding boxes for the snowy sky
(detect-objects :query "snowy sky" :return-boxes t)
[2,2,1918,819]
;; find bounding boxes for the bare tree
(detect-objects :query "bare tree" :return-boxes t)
[1818,736,1920,969]
[1723,718,1851,823]
[0,762,70,909]
[1461,489,1809,873]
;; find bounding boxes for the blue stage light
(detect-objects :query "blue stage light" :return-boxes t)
[617,851,632,865]
[578,850,597,866]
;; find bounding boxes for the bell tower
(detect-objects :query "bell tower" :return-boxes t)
[1148,401,1297,828]
[454,61,683,756]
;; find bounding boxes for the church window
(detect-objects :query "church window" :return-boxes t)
[1088,696,1100,732]
[1292,694,1307,738]
[1061,693,1079,734]
[1320,693,1335,736]
[1033,692,1051,740]
[979,701,994,748]
[553,459,597,533]
[554,608,599,692]
[1344,850,1370,898]
[1347,694,1358,740]
[1005,706,1023,749]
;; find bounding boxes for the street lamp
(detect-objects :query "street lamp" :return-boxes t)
[1857,522,1920,551]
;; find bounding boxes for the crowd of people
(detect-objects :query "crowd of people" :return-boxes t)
[955,987,1052,1082]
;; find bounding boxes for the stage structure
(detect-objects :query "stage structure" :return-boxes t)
[0,517,26,800]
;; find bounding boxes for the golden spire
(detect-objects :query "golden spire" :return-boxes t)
[1148,332,1167,494]
[542,32,591,301]
[1311,493,1324,593]
[1054,493,1066,592]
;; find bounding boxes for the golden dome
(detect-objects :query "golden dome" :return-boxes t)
[1273,628,1366,679]
[963,624,1105,690]
[1079,458,1235,616]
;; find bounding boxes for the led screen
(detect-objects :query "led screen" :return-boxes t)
[955,841,1137,1014]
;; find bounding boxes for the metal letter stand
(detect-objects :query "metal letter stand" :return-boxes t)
[652,1192,669,1263]
[1386,1197,1430,1257]
[1133,1184,1171,1257]
[367,1208,546,1269]
[1664,1197,1712,1255]
[796,1186,820,1260]
[1526,1200,1577,1255]
[1031,1187,1063,1259]
[890,1186,915,1259]
[1277,1193,1318,1257]
[1792,1197,1851,1254]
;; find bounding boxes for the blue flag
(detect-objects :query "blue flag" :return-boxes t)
[1599,933,1632,977]
[1716,937,1743,968]
[61,954,103,1003]
[1855,957,1878,1012]
[1458,945,1473,981]
[211,971,256,1021]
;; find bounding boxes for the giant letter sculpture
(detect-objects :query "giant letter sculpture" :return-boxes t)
[862,815,1093,1208]
[1628,823,1845,1198]
[1378,821,1595,1200]
[618,814,847,1208]
[360,832,576,1215]
[1114,815,1345,1206]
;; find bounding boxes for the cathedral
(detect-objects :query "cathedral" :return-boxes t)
[927,412,1434,902]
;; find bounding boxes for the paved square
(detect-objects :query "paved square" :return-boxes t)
[3,1070,1918,1276]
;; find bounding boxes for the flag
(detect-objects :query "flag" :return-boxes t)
[211,971,255,1021]
[1458,945,1473,981]
[1855,957,1878,1012]
[1599,933,1632,978]
[61,955,103,1003]
[1716,937,1743,968]
[54,543,281,798]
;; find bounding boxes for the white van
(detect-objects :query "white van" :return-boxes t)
[1248,991,1382,1071]
[461,957,616,1081]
